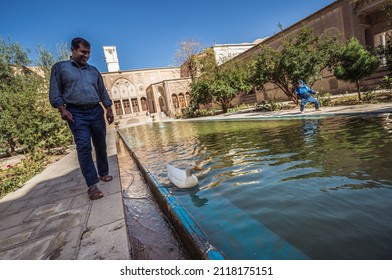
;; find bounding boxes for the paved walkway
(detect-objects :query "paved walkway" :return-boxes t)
[1,103,391,260]
[196,103,392,120]
[0,129,130,259]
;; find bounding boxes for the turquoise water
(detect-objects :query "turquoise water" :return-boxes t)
[120,114,392,259]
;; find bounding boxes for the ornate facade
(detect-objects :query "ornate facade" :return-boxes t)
[146,78,192,118]
[101,67,181,118]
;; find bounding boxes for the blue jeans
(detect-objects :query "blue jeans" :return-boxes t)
[300,95,320,111]
[67,105,108,187]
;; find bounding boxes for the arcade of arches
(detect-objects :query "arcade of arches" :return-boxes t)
[101,67,190,119]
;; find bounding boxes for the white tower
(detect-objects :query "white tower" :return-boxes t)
[103,46,120,72]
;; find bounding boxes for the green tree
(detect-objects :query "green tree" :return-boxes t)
[334,37,380,100]
[35,42,69,79]
[0,37,72,155]
[0,37,31,88]
[249,26,343,103]
[191,60,252,113]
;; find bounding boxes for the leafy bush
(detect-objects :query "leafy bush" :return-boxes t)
[182,107,219,118]
[264,100,283,111]
[0,149,47,198]
[0,38,73,155]
[227,103,251,113]
[318,92,332,106]
[382,76,392,90]
[256,100,290,111]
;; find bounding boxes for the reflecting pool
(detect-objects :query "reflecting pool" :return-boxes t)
[120,114,392,259]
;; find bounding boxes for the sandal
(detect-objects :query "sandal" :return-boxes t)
[87,185,104,200]
[99,175,113,182]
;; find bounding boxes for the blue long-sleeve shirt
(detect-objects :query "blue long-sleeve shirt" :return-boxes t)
[295,80,316,98]
[49,59,112,108]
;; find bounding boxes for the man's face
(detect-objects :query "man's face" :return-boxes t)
[71,44,90,66]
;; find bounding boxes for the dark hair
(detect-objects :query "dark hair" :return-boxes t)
[71,37,90,50]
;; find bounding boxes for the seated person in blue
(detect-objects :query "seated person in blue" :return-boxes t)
[295,80,321,113]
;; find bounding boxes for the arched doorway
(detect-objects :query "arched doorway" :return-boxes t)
[141,97,148,112]
[178,93,185,109]
[185,92,191,106]
[159,96,165,113]
[172,94,179,110]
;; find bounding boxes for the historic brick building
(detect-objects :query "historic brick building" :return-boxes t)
[102,0,390,119]
[233,0,391,104]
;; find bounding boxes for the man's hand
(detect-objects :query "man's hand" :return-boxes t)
[58,106,74,122]
[106,106,114,124]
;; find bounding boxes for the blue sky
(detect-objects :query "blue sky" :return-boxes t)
[0,0,335,72]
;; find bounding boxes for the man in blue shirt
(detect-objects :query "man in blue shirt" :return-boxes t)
[295,80,321,114]
[49,37,114,200]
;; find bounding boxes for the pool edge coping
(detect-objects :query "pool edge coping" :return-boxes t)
[117,129,226,260]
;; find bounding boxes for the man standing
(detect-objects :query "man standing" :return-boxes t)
[49,37,114,200]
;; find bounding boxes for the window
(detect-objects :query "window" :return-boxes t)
[131,98,139,112]
[114,101,122,115]
[123,99,131,114]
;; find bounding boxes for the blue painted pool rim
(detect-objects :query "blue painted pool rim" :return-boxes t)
[117,129,226,260]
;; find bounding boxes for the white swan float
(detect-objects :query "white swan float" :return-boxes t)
[167,162,202,189]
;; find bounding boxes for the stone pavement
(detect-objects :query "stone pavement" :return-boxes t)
[196,103,392,120]
[0,129,129,260]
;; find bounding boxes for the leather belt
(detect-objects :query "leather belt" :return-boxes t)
[66,103,100,110]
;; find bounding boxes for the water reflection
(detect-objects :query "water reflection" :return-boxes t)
[169,187,209,208]
[301,119,321,146]
[121,116,392,259]
[382,113,392,134]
